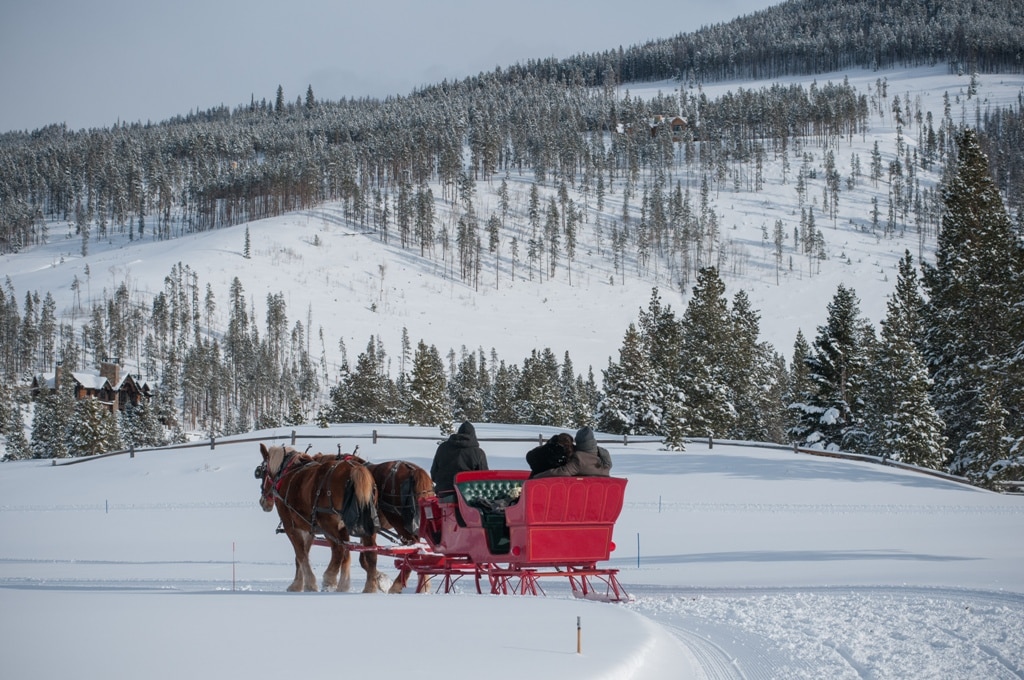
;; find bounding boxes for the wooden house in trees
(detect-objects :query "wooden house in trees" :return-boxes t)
[32,358,151,413]
[650,115,688,141]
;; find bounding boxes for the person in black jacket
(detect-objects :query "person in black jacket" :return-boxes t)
[430,421,488,496]
[527,427,612,478]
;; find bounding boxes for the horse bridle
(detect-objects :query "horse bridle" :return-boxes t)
[256,445,306,506]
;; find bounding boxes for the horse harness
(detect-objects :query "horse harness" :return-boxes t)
[374,460,430,544]
[259,450,371,540]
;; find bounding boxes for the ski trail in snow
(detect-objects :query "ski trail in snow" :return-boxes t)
[661,623,747,680]
[976,644,1024,679]
[822,640,868,679]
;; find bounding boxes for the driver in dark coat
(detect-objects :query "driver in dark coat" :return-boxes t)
[431,421,488,497]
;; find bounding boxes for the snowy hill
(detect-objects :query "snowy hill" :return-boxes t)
[3,66,1021,386]
[1,424,1021,678]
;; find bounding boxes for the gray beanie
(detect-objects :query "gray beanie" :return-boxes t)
[575,426,597,454]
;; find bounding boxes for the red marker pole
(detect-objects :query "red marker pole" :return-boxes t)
[576,616,581,655]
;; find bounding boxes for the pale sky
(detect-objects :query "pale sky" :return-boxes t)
[0,0,779,133]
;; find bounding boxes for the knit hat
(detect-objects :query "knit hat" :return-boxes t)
[575,426,597,454]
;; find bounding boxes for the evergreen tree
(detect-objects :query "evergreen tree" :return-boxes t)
[636,288,684,388]
[679,268,735,437]
[789,285,872,450]
[863,253,947,467]
[326,337,399,423]
[489,361,521,425]
[786,330,813,437]
[70,399,123,457]
[518,348,562,426]
[407,341,451,430]
[31,379,75,459]
[449,348,484,422]
[559,351,586,427]
[729,290,786,442]
[1,390,31,461]
[960,384,1013,488]
[598,324,660,435]
[921,129,1024,478]
[119,400,167,449]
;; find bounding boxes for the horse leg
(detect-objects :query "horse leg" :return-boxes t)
[335,542,352,592]
[321,542,342,592]
[300,532,318,591]
[359,534,385,593]
[388,557,413,594]
[285,529,317,592]
[416,574,432,594]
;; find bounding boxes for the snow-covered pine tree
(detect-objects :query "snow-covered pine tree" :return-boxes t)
[635,287,685,437]
[1,392,31,461]
[921,129,1024,480]
[789,284,872,450]
[518,348,562,426]
[598,324,660,435]
[863,252,948,468]
[728,289,787,442]
[31,380,75,459]
[679,268,735,437]
[408,340,451,431]
[489,361,521,425]
[785,329,813,439]
[330,337,400,423]
[450,348,484,422]
[960,383,1013,488]
[70,398,123,457]
[559,351,586,427]
[121,400,167,449]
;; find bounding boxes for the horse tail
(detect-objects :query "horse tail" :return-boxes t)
[351,464,376,510]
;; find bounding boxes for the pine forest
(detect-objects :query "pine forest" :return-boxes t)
[0,0,1022,488]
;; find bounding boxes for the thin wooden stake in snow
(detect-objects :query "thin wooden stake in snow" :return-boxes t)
[577,616,581,655]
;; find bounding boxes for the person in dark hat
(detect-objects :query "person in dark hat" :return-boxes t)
[574,426,612,471]
[430,421,488,497]
[528,427,612,479]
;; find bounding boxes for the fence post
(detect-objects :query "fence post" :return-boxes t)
[538,433,544,445]
[210,436,215,450]
[708,436,713,449]
[373,429,378,444]
[130,444,135,459]
[623,434,628,446]
[291,430,297,445]
[793,441,799,454]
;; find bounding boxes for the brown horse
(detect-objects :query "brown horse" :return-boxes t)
[354,457,435,593]
[257,443,380,592]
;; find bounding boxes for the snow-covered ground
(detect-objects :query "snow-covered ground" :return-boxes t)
[2,424,1021,679]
